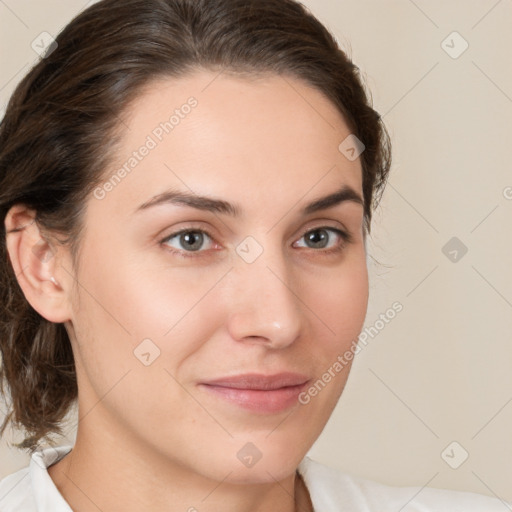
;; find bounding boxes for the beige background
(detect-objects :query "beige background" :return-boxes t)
[1,0,511,504]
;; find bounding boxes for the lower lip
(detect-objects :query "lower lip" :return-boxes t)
[199,382,309,414]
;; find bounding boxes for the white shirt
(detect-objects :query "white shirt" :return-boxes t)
[0,445,509,511]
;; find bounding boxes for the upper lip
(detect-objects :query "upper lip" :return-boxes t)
[201,372,310,391]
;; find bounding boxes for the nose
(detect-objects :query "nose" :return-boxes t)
[225,244,304,350]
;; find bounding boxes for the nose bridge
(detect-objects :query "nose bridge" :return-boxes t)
[226,234,303,347]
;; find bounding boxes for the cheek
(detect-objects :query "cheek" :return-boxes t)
[299,260,368,397]
[71,244,228,370]
[67,247,214,429]
[306,253,369,345]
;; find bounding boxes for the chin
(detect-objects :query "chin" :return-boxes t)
[203,440,306,485]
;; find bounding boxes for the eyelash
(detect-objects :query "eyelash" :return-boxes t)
[159,224,354,259]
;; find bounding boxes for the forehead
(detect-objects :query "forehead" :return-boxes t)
[96,69,363,218]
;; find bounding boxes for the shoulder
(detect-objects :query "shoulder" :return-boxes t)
[0,466,36,511]
[298,456,510,512]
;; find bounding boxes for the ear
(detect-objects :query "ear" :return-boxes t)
[4,204,73,323]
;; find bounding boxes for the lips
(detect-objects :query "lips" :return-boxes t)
[199,372,310,413]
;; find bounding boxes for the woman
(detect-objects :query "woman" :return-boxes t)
[0,0,507,510]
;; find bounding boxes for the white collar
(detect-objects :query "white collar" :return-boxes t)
[30,445,73,512]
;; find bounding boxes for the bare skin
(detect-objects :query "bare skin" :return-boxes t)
[6,69,368,512]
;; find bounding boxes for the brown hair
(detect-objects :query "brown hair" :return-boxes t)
[0,0,391,453]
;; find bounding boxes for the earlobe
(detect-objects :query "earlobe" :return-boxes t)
[4,204,72,323]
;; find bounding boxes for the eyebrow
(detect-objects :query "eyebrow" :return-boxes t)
[134,184,364,217]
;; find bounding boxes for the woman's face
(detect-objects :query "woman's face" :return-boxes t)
[64,69,368,483]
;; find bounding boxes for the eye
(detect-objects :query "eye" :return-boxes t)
[160,225,353,259]
[293,226,352,255]
[161,228,216,257]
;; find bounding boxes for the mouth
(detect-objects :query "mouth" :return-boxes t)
[198,372,310,414]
